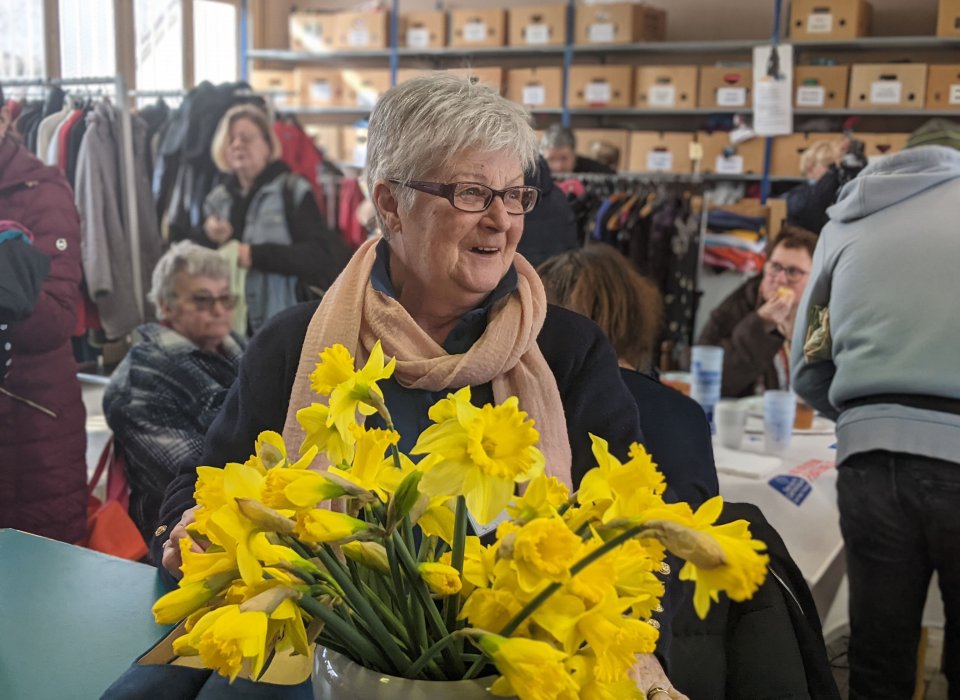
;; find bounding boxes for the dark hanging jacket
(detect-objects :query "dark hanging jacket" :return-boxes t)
[518,156,580,267]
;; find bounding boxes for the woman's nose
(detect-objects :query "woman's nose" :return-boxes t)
[482,195,512,229]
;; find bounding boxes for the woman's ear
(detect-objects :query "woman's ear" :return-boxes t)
[372,180,403,236]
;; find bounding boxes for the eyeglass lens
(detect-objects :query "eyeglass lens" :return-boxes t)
[453,183,538,214]
[191,294,237,311]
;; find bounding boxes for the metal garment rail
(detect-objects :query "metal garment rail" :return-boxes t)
[4,74,144,325]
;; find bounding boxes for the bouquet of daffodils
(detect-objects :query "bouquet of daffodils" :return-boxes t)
[153,342,769,699]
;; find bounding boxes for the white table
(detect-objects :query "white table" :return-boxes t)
[714,428,845,621]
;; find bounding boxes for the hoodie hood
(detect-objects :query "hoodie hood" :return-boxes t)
[526,155,555,196]
[828,145,960,223]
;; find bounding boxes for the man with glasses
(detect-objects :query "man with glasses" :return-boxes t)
[698,226,818,398]
[103,241,244,548]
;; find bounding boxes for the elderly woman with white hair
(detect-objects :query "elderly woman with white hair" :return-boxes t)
[202,104,348,333]
[103,241,244,546]
[154,76,686,696]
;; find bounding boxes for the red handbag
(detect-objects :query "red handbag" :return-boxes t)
[86,436,149,561]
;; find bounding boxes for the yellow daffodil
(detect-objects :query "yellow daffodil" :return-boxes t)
[576,592,659,681]
[509,516,584,592]
[173,604,270,682]
[578,437,666,523]
[178,537,238,585]
[341,541,390,574]
[282,471,355,510]
[297,403,356,466]
[606,539,665,619]
[294,509,371,545]
[245,431,287,472]
[193,465,228,532]
[567,535,619,608]
[309,341,396,440]
[268,597,312,658]
[459,588,524,633]
[475,634,579,700]
[529,591,586,651]
[261,466,319,511]
[417,562,462,596]
[507,474,570,522]
[152,569,236,625]
[565,653,645,700]
[414,387,545,525]
[326,425,399,500]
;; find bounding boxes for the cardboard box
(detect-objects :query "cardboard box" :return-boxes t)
[698,66,753,109]
[627,132,694,173]
[341,126,370,168]
[575,129,630,171]
[332,11,389,50]
[770,132,844,177]
[295,68,343,107]
[507,67,563,108]
[396,68,433,84]
[789,0,871,41]
[250,70,297,108]
[304,125,342,162]
[848,64,927,109]
[635,66,698,109]
[341,69,392,108]
[508,5,567,47]
[938,0,960,37]
[289,11,337,52]
[568,65,634,108]
[926,64,960,109]
[445,67,504,93]
[398,11,447,48]
[859,132,910,163]
[450,8,506,48]
[794,65,849,109]
[575,3,666,45]
[697,132,765,175]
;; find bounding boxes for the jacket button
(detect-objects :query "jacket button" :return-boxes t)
[154,525,167,537]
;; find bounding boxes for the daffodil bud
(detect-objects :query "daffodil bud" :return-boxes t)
[387,469,422,530]
[235,498,297,535]
[341,541,390,574]
[417,562,462,596]
[239,585,300,614]
[643,519,726,569]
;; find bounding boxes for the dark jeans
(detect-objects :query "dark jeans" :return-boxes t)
[837,450,960,700]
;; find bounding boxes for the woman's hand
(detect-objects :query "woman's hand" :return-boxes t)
[160,506,205,579]
[757,288,795,334]
[632,654,689,700]
[203,215,233,245]
[237,243,252,269]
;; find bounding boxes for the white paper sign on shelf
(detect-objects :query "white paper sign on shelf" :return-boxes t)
[648,85,677,107]
[796,85,826,107]
[585,81,612,105]
[311,82,333,103]
[525,24,550,44]
[717,87,747,107]
[870,80,902,105]
[646,151,674,172]
[357,87,379,108]
[950,85,960,104]
[348,28,370,47]
[716,155,745,175]
[752,44,794,136]
[407,28,430,48]
[522,85,547,106]
[807,13,833,33]
[352,143,368,168]
[463,20,488,42]
[588,22,615,43]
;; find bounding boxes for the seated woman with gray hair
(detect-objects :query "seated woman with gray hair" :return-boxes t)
[154,74,687,696]
[103,241,244,546]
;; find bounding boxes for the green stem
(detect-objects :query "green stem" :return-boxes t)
[296,595,384,671]
[386,536,421,652]
[442,495,469,662]
[406,632,460,678]
[359,579,413,654]
[417,534,438,563]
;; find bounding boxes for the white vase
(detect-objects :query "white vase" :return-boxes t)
[312,646,511,699]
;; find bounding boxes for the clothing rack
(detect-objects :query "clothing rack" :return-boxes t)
[5,75,145,324]
[553,171,708,184]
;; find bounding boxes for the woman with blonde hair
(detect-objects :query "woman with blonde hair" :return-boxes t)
[202,104,347,333]
[786,137,852,234]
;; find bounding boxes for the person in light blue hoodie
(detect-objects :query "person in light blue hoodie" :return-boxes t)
[791,119,960,700]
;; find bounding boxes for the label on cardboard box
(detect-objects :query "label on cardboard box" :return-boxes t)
[310,81,333,103]
[716,154,745,174]
[352,143,368,167]
[407,28,430,48]
[796,85,825,107]
[806,12,833,34]
[585,81,612,105]
[717,87,747,107]
[950,84,960,104]
[357,87,379,108]
[463,20,488,42]
[348,27,370,47]
[870,80,902,105]
[648,85,677,107]
[646,150,674,171]
[525,24,550,44]
[588,22,615,43]
[522,85,547,106]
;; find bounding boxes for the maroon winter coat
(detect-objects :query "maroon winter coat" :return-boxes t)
[0,135,87,544]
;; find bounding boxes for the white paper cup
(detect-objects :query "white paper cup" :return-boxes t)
[763,390,797,453]
[691,345,724,431]
[715,399,748,450]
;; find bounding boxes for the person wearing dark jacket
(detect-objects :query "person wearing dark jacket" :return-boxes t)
[202,104,348,333]
[0,85,88,544]
[540,124,616,176]
[517,156,580,267]
[698,227,818,398]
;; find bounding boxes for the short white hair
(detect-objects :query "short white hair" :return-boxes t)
[365,74,539,232]
[149,241,230,319]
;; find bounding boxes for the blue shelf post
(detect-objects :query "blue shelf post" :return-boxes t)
[389,0,399,86]
[239,0,249,82]
[760,0,784,204]
[561,0,575,128]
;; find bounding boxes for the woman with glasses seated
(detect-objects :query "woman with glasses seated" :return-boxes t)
[103,241,244,546]
[155,75,686,696]
[698,226,818,398]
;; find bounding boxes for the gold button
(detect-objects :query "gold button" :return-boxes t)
[154,525,167,537]
[659,562,671,576]
[646,618,661,630]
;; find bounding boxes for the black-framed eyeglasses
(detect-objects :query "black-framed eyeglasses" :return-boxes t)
[765,260,808,282]
[389,180,541,215]
[188,292,238,312]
